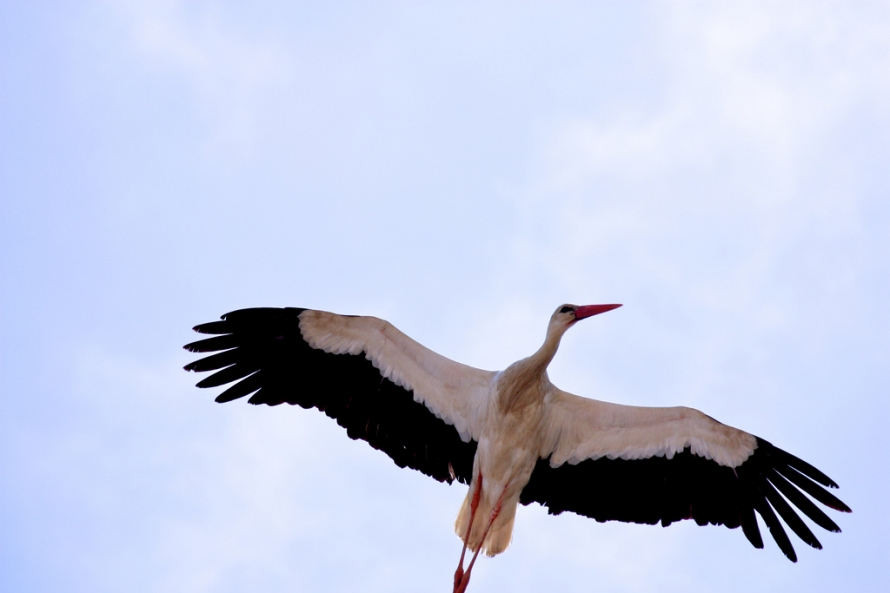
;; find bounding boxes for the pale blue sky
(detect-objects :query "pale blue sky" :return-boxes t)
[2,2,888,592]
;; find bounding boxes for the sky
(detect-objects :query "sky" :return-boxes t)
[1,1,888,592]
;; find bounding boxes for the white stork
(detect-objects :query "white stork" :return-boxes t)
[184,304,850,593]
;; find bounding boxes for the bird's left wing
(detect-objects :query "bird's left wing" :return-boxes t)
[184,308,495,484]
[519,388,850,562]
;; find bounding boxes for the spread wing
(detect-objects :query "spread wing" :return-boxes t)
[184,307,495,484]
[520,388,850,562]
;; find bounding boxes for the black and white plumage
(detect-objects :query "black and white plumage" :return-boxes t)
[184,305,849,591]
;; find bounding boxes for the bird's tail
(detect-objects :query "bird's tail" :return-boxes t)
[454,486,516,557]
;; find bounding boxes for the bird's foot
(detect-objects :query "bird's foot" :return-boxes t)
[453,566,465,593]
[454,571,471,593]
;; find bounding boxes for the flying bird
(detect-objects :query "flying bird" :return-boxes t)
[184,304,849,593]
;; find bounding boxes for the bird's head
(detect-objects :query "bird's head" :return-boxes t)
[548,303,622,337]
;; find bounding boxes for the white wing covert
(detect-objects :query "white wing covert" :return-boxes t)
[299,309,495,443]
[540,388,757,468]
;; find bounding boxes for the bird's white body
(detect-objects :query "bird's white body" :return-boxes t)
[457,365,549,555]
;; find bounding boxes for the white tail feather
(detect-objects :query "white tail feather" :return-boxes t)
[454,487,516,557]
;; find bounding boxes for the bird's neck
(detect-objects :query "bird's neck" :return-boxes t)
[525,331,564,375]
[528,329,564,375]
[496,330,563,414]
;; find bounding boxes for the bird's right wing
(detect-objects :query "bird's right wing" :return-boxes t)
[519,388,850,562]
[184,308,495,484]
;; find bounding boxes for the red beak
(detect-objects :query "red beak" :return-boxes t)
[574,304,622,320]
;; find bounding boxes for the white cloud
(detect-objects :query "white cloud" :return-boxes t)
[521,1,888,314]
[97,0,288,163]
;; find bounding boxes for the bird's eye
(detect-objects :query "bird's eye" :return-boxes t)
[559,306,573,314]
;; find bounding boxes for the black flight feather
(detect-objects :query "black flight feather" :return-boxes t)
[519,436,847,562]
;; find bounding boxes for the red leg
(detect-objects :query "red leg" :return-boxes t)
[455,484,508,593]
[453,474,483,593]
